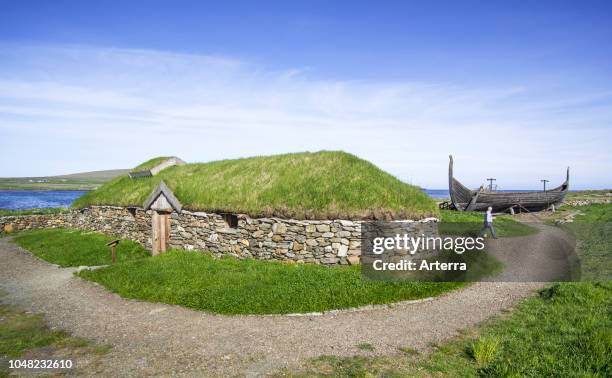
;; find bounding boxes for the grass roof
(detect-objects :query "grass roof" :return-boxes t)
[130,156,174,172]
[73,151,437,220]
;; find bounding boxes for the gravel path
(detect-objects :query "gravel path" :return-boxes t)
[0,222,572,377]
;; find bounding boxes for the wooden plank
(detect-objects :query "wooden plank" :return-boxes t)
[159,213,167,253]
[164,214,170,242]
[152,211,160,256]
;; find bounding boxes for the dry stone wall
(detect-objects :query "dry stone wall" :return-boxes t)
[0,207,151,246]
[0,206,438,265]
[564,198,611,207]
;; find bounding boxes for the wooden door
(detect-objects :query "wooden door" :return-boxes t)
[152,211,171,255]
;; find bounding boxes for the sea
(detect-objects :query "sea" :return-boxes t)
[421,189,450,199]
[0,190,88,210]
[0,189,452,210]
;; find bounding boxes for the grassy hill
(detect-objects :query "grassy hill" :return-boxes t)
[0,169,130,190]
[73,151,437,220]
[54,169,130,181]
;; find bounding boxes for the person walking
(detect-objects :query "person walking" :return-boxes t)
[479,206,497,239]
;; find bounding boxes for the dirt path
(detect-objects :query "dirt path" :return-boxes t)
[0,223,572,377]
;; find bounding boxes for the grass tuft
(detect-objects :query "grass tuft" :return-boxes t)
[356,343,375,352]
[468,336,499,368]
[398,346,419,356]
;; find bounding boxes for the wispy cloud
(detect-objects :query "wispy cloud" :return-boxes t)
[0,44,610,189]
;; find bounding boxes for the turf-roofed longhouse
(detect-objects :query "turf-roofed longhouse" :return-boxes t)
[73,151,437,220]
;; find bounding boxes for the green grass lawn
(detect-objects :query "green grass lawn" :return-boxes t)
[78,250,464,315]
[555,203,612,281]
[12,228,150,267]
[566,189,612,202]
[440,210,538,237]
[74,151,437,220]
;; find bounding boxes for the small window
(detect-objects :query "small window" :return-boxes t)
[221,213,238,228]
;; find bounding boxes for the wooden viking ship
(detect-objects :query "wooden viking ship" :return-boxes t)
[448,155,569,212]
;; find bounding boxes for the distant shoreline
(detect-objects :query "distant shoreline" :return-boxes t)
[0,188,92,192]
[0,185,96,191]
[0,168,129,191]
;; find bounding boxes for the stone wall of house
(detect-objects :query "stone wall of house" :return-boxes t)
[0,206,438,265]
[0,206,152,246]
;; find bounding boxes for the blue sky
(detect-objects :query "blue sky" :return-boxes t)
[0,0,611,189]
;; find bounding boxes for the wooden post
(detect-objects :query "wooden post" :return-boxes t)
[159,212,167,253]
[152,211,160,256]
[165,213,171,244]
[106,239,120,263]
[486,178,496,191]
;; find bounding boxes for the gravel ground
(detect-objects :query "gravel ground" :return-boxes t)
[0,222,572,377]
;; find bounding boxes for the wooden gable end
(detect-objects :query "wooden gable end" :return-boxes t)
[143,180,182,213]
